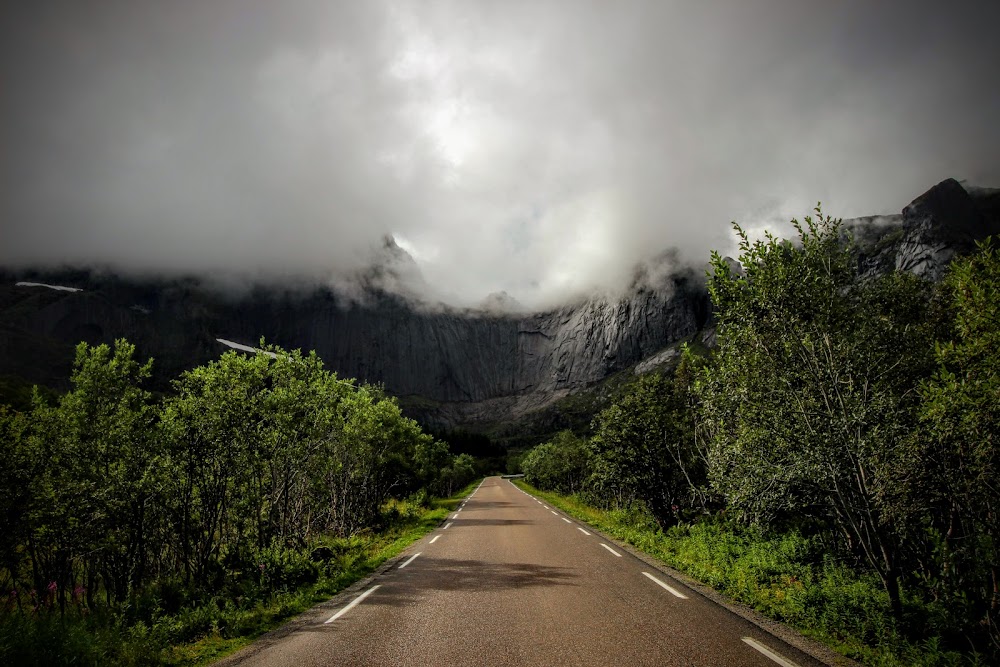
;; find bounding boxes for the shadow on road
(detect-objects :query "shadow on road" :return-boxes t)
[462,500,515,509]
[347,557,579,612]
[446,518,534,527]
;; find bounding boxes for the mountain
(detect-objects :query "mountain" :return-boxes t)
[1,178,997,432]
[848,178,1000,280]
[0,257,711,428]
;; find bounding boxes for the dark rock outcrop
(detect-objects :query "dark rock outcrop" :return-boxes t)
[851,178,1000,280]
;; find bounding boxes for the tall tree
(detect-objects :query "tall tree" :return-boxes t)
[520,430,592,496]
[917,240,1000,642]
[23,340,157,606]
[590,370,702,526]
[159,350,271,585]
[700,209,936,616]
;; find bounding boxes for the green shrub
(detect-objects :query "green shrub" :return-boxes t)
[252,546,319,594]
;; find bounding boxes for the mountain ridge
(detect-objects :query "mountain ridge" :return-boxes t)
[2,178,997,430]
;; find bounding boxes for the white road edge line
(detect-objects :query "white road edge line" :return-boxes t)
[577,527,591,536]
[430,535,440,544]
[741,637,801,667]
[543,505,550,509]
[324,585,381,624]
[451,513,458,519]
[399,552,421,569]
[444,522,453,529]
[641,571,689,599]
[457,507,462,512]
[600,543,622,557]
[561,517,572,523]
[551,511,558,515]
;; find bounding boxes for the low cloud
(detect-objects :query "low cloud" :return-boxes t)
[2,1,998,309]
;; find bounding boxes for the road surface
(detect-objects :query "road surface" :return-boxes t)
[220,477,834,667]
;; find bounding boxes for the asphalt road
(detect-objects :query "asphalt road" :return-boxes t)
[220,477,832,667]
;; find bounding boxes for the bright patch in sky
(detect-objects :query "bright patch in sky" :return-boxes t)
[392,233,436,263]
[1,1,998,308]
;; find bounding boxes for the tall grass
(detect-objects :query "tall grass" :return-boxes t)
[515,482,987,667]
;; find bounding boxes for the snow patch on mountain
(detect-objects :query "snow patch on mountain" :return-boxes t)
[15,281,82,292]
[216,338,278,359]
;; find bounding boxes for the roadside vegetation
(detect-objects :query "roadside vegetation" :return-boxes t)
[0,343,478,666]
[519,211,999,666]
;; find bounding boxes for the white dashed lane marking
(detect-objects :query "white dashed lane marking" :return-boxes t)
[741,637,801,667]
[324,585,381,624]
[641,571,688,599]
[600,543,622,557]
[398,553,421,569]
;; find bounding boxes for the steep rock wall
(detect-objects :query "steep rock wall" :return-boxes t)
[2,178,996,427]
[0,265,709,424]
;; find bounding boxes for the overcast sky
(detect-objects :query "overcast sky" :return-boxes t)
[2,1,998,308]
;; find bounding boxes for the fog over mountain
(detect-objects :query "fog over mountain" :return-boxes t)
[2,1,998,309]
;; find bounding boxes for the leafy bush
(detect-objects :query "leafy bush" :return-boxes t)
[251,546,319,594]
[521,430,591,495]
[0,339,469,665]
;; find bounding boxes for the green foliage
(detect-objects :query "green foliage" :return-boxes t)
[5,207,1000,664]
[0,496,454,666]
[537,208,998,661]
[251,545,318,594]
[414,438,452,493]
[590,363,707,526]
[520,430,591,496]
[16,340,159,608]
[520,352,710,529]
[0,338,471,665]
[0,374,59,412]
[914,240,1000,647]
[0,406,31,595]
[700,209,937,616]
[439,453,478,497]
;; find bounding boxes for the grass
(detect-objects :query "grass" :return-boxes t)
[0,480,480,667]
[514,481,988,667]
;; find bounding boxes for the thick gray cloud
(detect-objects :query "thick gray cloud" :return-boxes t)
[2,0,998,308]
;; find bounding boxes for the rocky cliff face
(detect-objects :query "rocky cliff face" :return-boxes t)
[0,258,709,426]
[1,178,996,428]
[849,178,1000,280]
